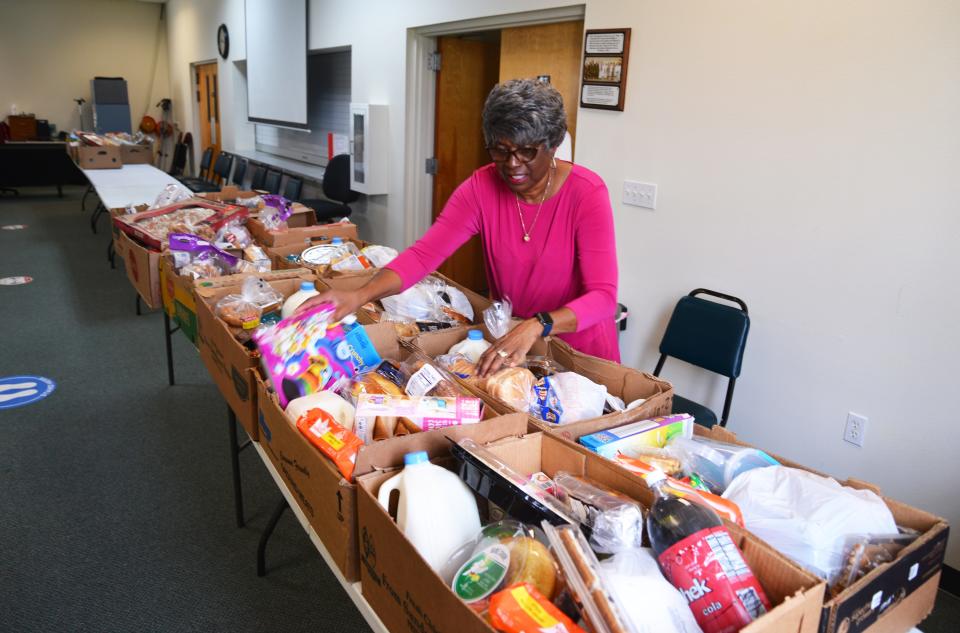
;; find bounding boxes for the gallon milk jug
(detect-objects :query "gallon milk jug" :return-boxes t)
[377,451,481,571]
[281,281,321,318]
[284,391,356,428]
[448,329,492,364]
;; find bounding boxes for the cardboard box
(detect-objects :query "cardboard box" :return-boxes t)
[160,261,309,347]
[356,430,826,633]
[246,214,359,247]
[195,272,315,439]
[265,238,371,275]
[197,186,263,206]
[119,231,162,309]
[693,426,949,633]
[78,144,122,169]
[120,142,153,164]
[410,326,674,436]
[255,322,530,581]
[113,199,242,250]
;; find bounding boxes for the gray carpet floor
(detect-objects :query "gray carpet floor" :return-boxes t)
[1,186,955,632]
[1,187,372,631]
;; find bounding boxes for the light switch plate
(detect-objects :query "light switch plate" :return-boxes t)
[623,180,657,209]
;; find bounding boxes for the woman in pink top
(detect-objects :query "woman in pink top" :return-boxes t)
[308,79,619,374]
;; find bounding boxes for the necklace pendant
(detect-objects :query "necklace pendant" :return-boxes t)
[523,234,531,242]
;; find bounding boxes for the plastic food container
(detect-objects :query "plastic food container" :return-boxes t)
[670,436,779,493]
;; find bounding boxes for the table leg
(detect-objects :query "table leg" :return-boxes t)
[163,311,177,386]
[228,408,249,528]
[257,498,290,577]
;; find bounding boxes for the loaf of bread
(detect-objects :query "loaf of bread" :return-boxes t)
[484,367,537,411]
[501,536,558,600]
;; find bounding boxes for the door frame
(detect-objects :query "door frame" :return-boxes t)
[190,59,220,173]
[403,5,586,246]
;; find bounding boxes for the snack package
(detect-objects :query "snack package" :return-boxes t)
[599,548,704,633]
[259,194,294,231]
[214,276,284,331]
[253,302,356,408]
[150,183,193,209]
[489,583,586,633]
[361,244,399,267]
[614,453,745,526]
[353,394,483,443]
[295,406,364,480]
[483,367,538,412]
[579,414,693,459]
[169,233,242,279]
[483,298,514,339]
[830,533,919,597]
[542,523,637,633]
[435,353,478,379]
[554,472,644,554]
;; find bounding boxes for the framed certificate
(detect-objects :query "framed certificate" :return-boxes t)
[580,29,631,111]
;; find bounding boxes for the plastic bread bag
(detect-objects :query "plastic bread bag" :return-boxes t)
[150,182,193,209]
[435,353,478,380]
[553,472,644,554]
[523,356,568,380]
[360,244,399,268]
[829,532,919,597]
[259,194,294,231]
[484,297,513,339]
[234,194,263,208]
[169,233,241,279]
[542,522,635,633]
[598,548,704,633]
[482,367,538,412]
[722,466,898,581]
[214,217,253,249]
[401,352,464,397]
[215,276,284,331]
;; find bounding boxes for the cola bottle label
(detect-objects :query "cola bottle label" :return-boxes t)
[657,525,771,633]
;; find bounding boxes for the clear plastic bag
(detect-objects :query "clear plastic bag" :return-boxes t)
[482,367,538,412]
[554,472,644,554]
[382,276,474,325]
[360,244,399,268]
[483,298,513,339]
[830,532,919,597]
[435,353,478,379]
[598,548,705,633]
[214,276,284,330]
[259,194,294,231]
[150,183,193,209]
[400,353,464,397]
[169,233,241,279]
[214,218,253,249]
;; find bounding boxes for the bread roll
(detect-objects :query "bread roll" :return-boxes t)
[502,536,558,600]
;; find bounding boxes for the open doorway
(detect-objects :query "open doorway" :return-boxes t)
[409,9,586,294]
[193,61,221,172]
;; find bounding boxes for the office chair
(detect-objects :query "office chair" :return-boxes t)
[249,165,266,191]
[178,146,215,191]
[652,289,750,428]
[299,154,360,222]
[263,170,282,195]
[283,176,302,201]
[232,159,247,187]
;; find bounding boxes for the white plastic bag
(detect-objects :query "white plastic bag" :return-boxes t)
[381,277,474,324]
[360,244,398,268]
[600,548,704,633]
[553,371,607,423]
[722,466,898,581]
[150,183,193,209]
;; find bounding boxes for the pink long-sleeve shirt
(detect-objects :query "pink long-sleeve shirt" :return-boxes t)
[385,163,620,361]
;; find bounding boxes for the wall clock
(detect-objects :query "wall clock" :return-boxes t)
[217,24,229,60]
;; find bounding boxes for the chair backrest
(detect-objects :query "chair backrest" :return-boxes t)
[232,159,247,186]
[657,289,750,379]
[168,143,187,177]
[283,176,303,201]
[322,154,360,204]
[263,170,282,195]
[197,146,213,178]
[249,165,266,191]
[212,152,234,183]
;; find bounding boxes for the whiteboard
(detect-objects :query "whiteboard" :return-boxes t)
[245,0,308,128]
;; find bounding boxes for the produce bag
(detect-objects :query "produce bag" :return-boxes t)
[214,276,283,330]
[483,298,513,339]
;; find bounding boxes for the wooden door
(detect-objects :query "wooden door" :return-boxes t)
[500,21,584,157]
[195,62,221,170]
[432,35,500,294]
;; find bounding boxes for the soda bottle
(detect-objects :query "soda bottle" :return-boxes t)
[645,469,771,633]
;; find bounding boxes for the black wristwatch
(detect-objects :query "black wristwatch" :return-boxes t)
[535,312,554,337]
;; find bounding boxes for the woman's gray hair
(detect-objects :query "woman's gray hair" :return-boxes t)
[482,78,567,150]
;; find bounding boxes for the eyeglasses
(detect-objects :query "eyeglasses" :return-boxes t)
[486,144,541,163]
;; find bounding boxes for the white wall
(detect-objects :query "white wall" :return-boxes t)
[0,0,169,134]
[165,0,959,567]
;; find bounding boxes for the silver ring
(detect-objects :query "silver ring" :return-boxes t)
[497,349,509,358]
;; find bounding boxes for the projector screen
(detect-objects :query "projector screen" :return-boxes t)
[245,0,308,128]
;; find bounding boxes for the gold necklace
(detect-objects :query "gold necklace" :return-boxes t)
[515,168,553,243]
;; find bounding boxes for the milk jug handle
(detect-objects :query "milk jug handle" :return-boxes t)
[376,473,403,518]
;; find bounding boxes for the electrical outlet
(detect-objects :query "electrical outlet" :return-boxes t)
[843,412,868,447]
[623,180,657,209]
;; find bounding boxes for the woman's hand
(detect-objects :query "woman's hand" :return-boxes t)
[477,318,543,378]
[295,288,367,322]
